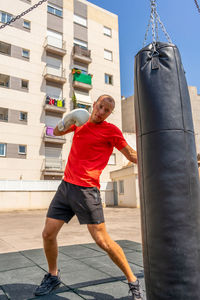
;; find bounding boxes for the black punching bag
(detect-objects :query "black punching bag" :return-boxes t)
[134,42,200,299]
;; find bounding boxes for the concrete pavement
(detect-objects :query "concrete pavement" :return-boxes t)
[0,208,146,299]
[0,207,142,254]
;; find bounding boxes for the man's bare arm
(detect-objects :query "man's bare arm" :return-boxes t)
[120,145,137,164]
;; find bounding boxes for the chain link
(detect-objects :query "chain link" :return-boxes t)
[154,9,172,44]
[194,0,200,13]
[143,0,172,46]
[150,0,156,43]
[143,18,151,47]
[0,0,48,30]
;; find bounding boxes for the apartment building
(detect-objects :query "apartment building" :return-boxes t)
[0,0,122,182]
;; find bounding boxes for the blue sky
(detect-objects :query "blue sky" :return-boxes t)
[88,0,200,97]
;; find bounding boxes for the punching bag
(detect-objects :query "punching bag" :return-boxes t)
[134,42,200,299]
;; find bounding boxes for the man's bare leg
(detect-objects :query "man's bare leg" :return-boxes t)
[42,217,64,276]
[87,222,137,282]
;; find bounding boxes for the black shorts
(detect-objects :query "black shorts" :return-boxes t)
[47,180,105,225]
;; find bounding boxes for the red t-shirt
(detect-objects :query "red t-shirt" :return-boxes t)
[64,120,127,189]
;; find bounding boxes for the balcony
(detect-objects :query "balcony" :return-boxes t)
[44,126,66,144]
[72,73,92,91]
[44,36,66,56]
[42,157,65,176]
[43,66,66,84]
[72,45,92,64]
[44,96,66,113]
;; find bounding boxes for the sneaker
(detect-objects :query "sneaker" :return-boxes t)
[34,270,61,296]
[128,279,143,300]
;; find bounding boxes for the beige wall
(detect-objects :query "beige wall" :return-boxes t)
[0,189,115,212]
[121,96,135,133]
[0,191,54,211]
[189,86,200,154]
[0,0,47,180]
[0,180,113,211]
[110,164,139,208]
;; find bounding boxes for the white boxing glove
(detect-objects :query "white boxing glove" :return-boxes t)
[57,108,90,131]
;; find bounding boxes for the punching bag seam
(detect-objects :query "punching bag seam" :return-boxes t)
[173,47,185,130]
[135,53,152,292]
[137,129,194,138]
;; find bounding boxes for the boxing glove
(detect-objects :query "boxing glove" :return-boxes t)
[57,108,90,131]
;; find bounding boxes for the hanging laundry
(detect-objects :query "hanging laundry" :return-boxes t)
[57,100,63,107]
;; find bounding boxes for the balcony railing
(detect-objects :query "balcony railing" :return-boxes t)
[44,96,66,113]
[73,45,92,64]
[44,126,66,144]
[44,157,65,171]
[44,66,66,84]
[42,157,65,176]
[72,73,92,91]
[44,36,66,56]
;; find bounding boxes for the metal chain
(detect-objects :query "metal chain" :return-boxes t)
[143,18,151,47]
[154,9,172,43]
[155,17,159,42]
[143,0,172,46]
[150,0,156,43]
[194,0,200,13]
[0,0,48,30]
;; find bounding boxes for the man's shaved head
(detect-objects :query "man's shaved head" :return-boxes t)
[96,94,115,110]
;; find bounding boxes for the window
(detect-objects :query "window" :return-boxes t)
[0,41,11,55]
[21,80,29,89]
[19,145,26,154]
[105,74,113,85]
[0,144,6,156]
[119,180,124,194]
[46,56,62,70]
[74,14,87,27]
[22,49,30,58]
[103,26,112,37]
[73,38,87,49]
[47,4,62,17]
[0,74,9,87]
[46,84,62,99]
[104,49,112,61]
[47,29,63,48]
[0,108,8,121]
[19,112,27,121]
[108,153,116,165]
[23,20,30,29]
[0,12,12,24]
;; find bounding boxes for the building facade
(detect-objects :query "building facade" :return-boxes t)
[0,0,123,182]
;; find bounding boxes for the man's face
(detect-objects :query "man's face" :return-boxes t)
[90,97,114,123]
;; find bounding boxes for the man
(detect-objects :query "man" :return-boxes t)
[34,95,143,299]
